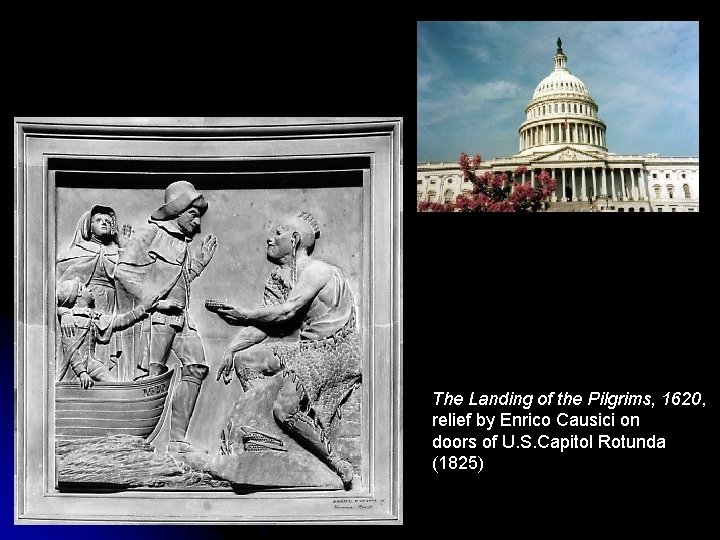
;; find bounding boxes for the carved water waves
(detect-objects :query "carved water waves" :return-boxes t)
[56,435,230,489]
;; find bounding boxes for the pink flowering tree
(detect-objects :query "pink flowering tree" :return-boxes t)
[418,152,557,212]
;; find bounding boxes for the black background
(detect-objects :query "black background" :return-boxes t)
[6,11,713,538]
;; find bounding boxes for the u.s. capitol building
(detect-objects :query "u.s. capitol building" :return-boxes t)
[417,39,699,212]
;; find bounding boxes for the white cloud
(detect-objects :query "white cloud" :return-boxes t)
[417,73,436,93]
[460,44,490,62]
[418,80,523,128]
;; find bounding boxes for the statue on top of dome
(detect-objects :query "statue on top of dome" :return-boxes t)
[557,37,563,53]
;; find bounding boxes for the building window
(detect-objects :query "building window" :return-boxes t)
[417,180,422,185]
[681,173,686,178]
[666,174,670,179]
[447,178,452,184]
[554,104,558,113]
[671,207,677,212]
[618,208,625,212]
[653,184,661,198]
[561,104,565,113]
[657,208,663,212]
[417,192,422,203]
[667,185,674,199]
[688,208,694,212]
[652,173,657,178]
[683,184,690,198]
[444,190,453,204]
[543,105,545,114]
[639,207,645,212]
[628,207,635,212]
[430,178,436,185]
[427,191,436,202]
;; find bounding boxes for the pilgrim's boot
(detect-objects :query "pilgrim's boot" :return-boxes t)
[168,364,208,453]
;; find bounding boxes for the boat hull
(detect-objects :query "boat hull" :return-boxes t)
[55,368,176,442]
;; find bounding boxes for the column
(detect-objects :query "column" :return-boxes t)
[565,122,570,143]
[619,168,625,200]
[531,169,535,188]
[551,168,557,202]
[571,168,575,202]
[629,168,636,200]
[610,169,616,201]
[562,168,567,202]
[601,168,607,197]
[638,168,646,200]
[592,168,597,200]
[581,168,587,201]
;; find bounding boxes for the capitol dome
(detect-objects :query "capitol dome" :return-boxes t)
[516,38,607,157]
[533,70,588,99]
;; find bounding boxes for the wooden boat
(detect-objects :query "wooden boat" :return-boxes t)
[55,367,177,443]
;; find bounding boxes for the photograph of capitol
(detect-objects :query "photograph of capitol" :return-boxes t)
[417,22,699,212]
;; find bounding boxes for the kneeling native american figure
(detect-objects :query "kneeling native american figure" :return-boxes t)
[209,212,361,487]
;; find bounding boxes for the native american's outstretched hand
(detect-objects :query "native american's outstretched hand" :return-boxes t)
[215,306,247,324]
[197,234,217,267]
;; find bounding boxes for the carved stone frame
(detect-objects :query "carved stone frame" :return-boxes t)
[14,117,402,524]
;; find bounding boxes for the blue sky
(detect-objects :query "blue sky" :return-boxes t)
[417,21,699,163]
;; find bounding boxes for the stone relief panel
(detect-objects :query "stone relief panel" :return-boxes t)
[54,174,364,492]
